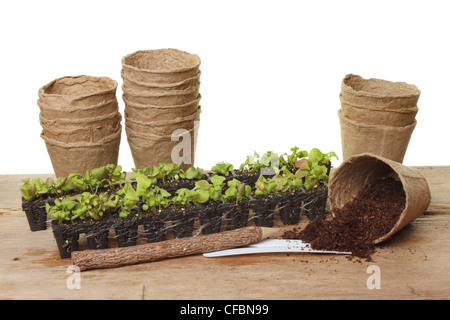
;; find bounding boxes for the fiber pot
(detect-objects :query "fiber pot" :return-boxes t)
[38,98,119,120]
[42,121,122,144]
[125,107,201,136]
[328,153,431,244]
[41,128,121,177]
[38,75,118,107]
[123,94,201,122]
[121,70,201,92]
[338,110,416,163]
[339,94,418,127]
[340,74,420,110]
[39,110,122,132]
[121,48,201,84]
[126,124,198,171]
[122,82,200,106]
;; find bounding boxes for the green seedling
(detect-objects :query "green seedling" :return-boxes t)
[27,147,337,224]
[20,178,50,201]
[117,182,139,218]
[104,164,127,184]
[46,192,120,222]
[239,151,280,173]
[222,178,251,203]
[141,186,171,212]
[254,175,277,197]
[280,146,309,168]
[46,197,77,221]
[130,163,204,183]
[171,184,211,206]
[20,176,72,201]
[183,166,204,180]
[211,162,234,176]
[308,148,338,167]
[208,175,226,202]
[189,176,226,203]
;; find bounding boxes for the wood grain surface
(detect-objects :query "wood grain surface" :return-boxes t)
[1,166,449,299]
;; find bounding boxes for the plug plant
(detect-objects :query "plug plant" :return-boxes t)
[116,182,140,218]
[20,177,50,201]
[130,164,204,185]
[46,192,120,222]
[222,178,251,203]
[280,147,309,168]
[68,164,128,194]
[207,175,227,202]
[31,146,337,237]
[294,148,338,190]
[39,146,336,223]
[239,150,281,177]
[105,164,127,184]
[171,184,210,207]
[20,177,72,201]
[211,162,234,176]
[140,186,171,212]
[40,146,338,258]
[20,164,127,202]
[254,175,277,197]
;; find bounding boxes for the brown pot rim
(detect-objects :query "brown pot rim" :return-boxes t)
[39,75,118,100]
[341,74,421,99]
[121,48,201,74]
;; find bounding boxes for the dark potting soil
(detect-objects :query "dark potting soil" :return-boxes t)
[282,178,406,260]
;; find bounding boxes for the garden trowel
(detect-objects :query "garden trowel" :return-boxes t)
[73,224,351,271]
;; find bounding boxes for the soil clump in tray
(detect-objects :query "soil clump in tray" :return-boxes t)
[282,177,406,260]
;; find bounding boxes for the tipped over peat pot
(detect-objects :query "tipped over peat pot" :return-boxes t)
[328,153,431,244]
[282,153,431,260]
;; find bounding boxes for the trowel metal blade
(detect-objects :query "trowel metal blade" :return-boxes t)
[203,239,351,257]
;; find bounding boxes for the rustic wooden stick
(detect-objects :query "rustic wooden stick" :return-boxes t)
[72,225,286,271]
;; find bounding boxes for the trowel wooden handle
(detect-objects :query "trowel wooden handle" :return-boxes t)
[72,226,267,271]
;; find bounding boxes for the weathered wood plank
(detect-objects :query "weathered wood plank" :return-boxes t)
[0,167,449,299]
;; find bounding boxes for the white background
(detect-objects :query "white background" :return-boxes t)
[1,0,449,174]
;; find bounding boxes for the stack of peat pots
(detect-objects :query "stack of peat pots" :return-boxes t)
[38,75,122,177]
[121,48,202,170]
[338,74,421,163]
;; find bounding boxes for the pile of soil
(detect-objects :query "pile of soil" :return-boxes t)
[282,178,406,260]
